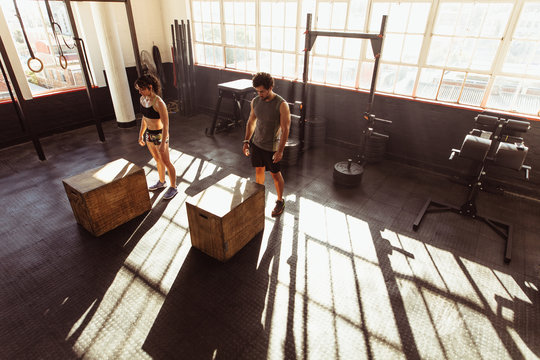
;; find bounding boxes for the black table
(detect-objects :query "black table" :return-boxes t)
[206,79,254,135]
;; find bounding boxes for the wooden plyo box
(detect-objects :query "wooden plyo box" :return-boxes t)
[186,174,265,262]
[62,158,151,236]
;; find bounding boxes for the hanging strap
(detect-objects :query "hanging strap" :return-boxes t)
[44,0,67,69]
[12,0,43,72]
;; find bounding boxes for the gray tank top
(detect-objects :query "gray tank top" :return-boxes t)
[252,94,284,151]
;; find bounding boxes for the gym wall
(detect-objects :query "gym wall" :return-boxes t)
[194,66,540,200]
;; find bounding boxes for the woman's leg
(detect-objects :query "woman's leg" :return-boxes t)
[147,143,166,183]
[159,145,177,188]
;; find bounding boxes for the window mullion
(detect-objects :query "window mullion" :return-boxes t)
[481,0,525,107]
[412,0,440,98]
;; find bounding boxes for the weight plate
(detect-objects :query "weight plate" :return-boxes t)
[333,160,363,186]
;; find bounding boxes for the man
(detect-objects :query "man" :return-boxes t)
[242,72,291,217]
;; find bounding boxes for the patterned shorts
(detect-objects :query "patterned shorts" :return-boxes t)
[146,129,169,145]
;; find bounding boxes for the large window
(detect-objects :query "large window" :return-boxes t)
[191,0,540,117]
[1,0,85,96]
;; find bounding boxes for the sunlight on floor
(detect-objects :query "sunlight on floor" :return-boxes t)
[67,151,537,359]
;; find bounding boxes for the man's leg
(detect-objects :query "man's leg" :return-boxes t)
[255,167,265,185]
[270,171,284,201]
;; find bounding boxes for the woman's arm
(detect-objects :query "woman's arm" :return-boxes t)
[156,98,169,151]
[138,118,147,146]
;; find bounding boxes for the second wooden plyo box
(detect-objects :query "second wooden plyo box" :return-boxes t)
[186,174,265,261]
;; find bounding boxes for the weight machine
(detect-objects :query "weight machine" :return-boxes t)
[413,113,532,263]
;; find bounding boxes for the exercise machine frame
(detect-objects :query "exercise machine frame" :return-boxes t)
[413,115,532,264]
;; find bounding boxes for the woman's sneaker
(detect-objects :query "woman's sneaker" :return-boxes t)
[272,200,285,217]
[163,187,178,200]
[149,180,167,191]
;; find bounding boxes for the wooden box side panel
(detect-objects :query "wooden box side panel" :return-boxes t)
[222,188,265,260]
[63,181,95,234]
[83,169,151,236]
[187,203,226,261]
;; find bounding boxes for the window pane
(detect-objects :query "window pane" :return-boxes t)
[0,60,11,100]
[437,71,464,102]
[193,2,202,21]
[246,2,256,25]
[314,38,329,56]
[284,53,296,78]
[382,33,403,62]
[455,3,486,37]
[246,26,256,48]
[482,3,513,37]
[503,40,532,74]
[235,25,245,46]
[344,39,362,59]
[211,1,220,22]
[416,68,442,99]
[427,36,451,66]
[326,58,342,84]
[434,3,460,35]
[359,61,374,89]
[214,46,223,66]
[272,27,284,51]
[459,74,489,106]
[194,23,203,42]
[260,3,272,26]
[272,52,283,76]
[388,3,410,33]
[401,35,423,64]
[331,3,347,30]
[347,0,368,31]
[342,60,358,87]
[377,64,397,92]
[195,44,205,64]
[312,56,326,82]
[486,76,520,110]
[212,24,222,43]
[328,38,343,57]
[369,3,388,33]
[224,2,233,23]
[408,3,430,33]
[225,25,235,45]
[395,66,417,95]
[470,39,498,71]
[514,79,540,114]
[317,2,331,29]
[234,2,244,23]
[261,26,271,49]
[237,48,247,70]
[260,51,271,72]
[514,3,540,40]
[447,38,475,68]
[225,47,235,67]
[284,28,296,52]
[272,2,285,27]
[247,50,257,71]
[285,3,297,27]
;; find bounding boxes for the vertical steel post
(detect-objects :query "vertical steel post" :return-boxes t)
[0,38,46,160]
[125,0,141,77]
[366,15,387,115]
[64,0,105,141]
[299,13,312,153]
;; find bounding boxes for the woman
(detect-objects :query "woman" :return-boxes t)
[135,74,177,200]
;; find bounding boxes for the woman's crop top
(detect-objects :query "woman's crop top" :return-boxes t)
[140,103,161,119]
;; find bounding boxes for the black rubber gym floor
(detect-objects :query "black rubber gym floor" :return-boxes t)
[1,112,539,359]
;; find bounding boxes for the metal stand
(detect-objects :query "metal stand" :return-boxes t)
[413,114,532,264]
[205,79,254,136]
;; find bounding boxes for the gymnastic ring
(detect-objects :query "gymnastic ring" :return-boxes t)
[59,55,68,69]
[27,57,44,73]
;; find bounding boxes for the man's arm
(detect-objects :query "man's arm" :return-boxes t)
[243,100,257,156]
[273,101,291,163]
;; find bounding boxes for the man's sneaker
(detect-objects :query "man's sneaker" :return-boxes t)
[149,180,167,191]
[163,187,178,200]
[272,200,285,217]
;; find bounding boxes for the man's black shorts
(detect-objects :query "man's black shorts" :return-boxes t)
[250,142,281,173]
